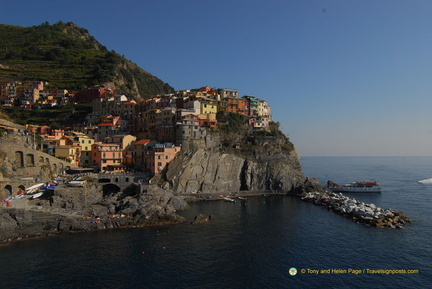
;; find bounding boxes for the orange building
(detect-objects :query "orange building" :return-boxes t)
[91,143,123,172]
[226,97,248,115]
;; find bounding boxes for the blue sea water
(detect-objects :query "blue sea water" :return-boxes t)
[1,156,431,288]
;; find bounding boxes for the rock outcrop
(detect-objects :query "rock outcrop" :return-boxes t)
[158,134,309,195]
[0,184,187,242]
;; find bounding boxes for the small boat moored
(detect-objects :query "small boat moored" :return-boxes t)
[223,197,235,202]
[327,180,382,193]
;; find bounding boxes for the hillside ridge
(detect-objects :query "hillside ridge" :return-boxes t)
[0,21,175,99]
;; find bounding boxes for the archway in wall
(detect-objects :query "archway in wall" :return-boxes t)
[39,156,44,164]
[4,185,12,195]
[15,151,24,167]
[53,164,57,174]
[102,184,121,197]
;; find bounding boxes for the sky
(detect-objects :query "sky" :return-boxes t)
[2,0,432,156]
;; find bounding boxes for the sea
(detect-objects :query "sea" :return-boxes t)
[1,156,431,288]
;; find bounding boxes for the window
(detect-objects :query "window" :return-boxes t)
[166,156,169,159]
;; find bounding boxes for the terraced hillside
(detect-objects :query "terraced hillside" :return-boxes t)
[0,21,174,99]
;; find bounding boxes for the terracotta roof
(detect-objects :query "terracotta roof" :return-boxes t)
[98,123,116,127]
[135,139,151,145]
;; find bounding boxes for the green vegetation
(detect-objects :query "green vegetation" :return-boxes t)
[4,103,92,127]
[0,21,175,96]
[216,111,249,133]
[216,111,295,156]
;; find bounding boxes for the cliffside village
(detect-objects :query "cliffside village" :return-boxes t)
[1,81,272,175]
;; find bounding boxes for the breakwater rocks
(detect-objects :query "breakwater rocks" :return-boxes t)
[301,191,411,228]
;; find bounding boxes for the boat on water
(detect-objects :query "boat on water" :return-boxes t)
[238,196,247,200]
[418,178,432,185]
[327,180,382,193]
[223,197,235,202]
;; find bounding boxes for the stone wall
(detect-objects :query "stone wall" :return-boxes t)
[0,133,77,198]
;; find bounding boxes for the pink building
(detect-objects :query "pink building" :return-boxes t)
[146,143,181,174]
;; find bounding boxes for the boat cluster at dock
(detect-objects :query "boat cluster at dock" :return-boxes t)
[301,191,411,228]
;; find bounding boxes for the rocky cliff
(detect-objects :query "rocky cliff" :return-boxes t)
[158,133,316,195]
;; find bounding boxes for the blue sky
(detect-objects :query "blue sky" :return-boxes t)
[2,0,432,156]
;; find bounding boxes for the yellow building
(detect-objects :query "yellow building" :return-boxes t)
[55,145,80,165]
[78,137,95,167]
[200,100,218,115]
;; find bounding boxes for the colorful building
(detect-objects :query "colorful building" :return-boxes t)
[146,143,181,174]
[134,139,158,169]
[91,143,123,172]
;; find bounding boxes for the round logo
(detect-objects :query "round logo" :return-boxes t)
[289,267,297,276]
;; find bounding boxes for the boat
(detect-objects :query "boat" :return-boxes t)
[66,180,86,187]
[418,178,432,185]
[25,183,45,192]
[327,180,382,193]
[29,192,43,199]
[223,197,235,202]
[40,185,56,190]
[238,196,247,200]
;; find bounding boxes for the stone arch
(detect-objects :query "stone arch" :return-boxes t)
[125,177,129,182]
[4,185,12,195]
[59,163,65,175]
[45,158,50,165]
[115,177,119,183]
[102,183,121,197]
[39,156,44,164]
[18,185,25,190]
[26,154,35,166]
[15,151,24,167]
